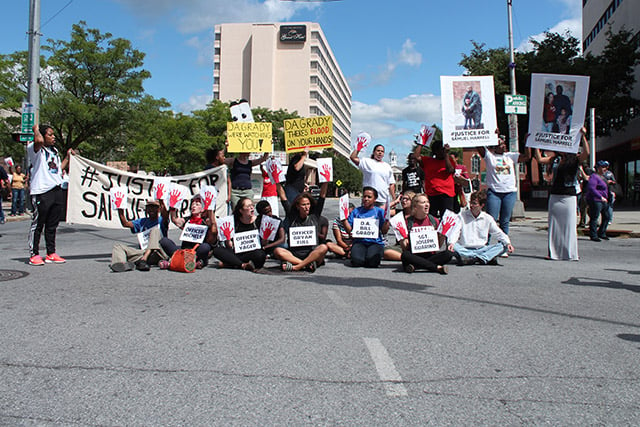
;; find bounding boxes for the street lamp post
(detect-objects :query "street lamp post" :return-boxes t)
[27,0,41,114]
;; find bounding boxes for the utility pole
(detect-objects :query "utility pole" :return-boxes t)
[507,0,525,218]
[27,0,41,117]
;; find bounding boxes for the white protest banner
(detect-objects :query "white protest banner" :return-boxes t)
[410,226,439,253]
[437,209,461,242]
[338,194,350,221]
[167,183,189,209]
[352,217,379,239]
[152,177,171,203]
[259,216,280,242]
[4,157,14,168]
[233,230,261,253]
[441,76,498,148]
[389,212,408,241]
[180,223,208,244]
[417,125,436,147]
[216,215,235,242]
[316,157,333,183]
[265,157,286,184]
[525,73,590,154]
[353,131,371,152]
[136,225,160,250]
[67,155,228,228]
[289,226,317,247]
[109,187,128,211]
[200,185,218,211]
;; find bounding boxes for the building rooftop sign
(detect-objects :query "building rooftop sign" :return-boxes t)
[280,25,306,43]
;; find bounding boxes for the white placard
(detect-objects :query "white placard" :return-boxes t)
[259,216,280,242]
[136,224,160,250]
[389,212,408,241]
[4,157,14,167]
[417,125,436,147]
[216,215,235,242]
[167,183,190,209]
[339,194,350,220]
[353,131,371,152]
[110,187,128,210]
[525,73,590,154]
[437,209,461,242]
[409,227,439,253]
[153,177,171,202]
[233,230,261,253]
[180,223,208,243]
[265,157,286,184]
[352,217,379,239]
[199,185,218,211]
[316,157,333,183]
[441,75,498,148]
[289,226,317,247]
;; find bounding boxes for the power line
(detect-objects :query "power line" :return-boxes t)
[37,0,74,33]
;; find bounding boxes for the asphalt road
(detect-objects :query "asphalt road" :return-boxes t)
[0,200,638,425]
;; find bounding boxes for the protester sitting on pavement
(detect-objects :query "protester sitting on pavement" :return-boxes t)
[399,193,452,274]
[159,195,217,269]
[341,186,390,268]
[274,182,329,272]
[384,190,415,262]
[110,199,169,272]
[255,200,285,258]
[327,203,355,259]
[448,190,513,265]
[585,160,611,242]
[213,197,267,272]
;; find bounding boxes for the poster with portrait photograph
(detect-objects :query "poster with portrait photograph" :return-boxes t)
[526,73,590,154]
[441,76,498,148]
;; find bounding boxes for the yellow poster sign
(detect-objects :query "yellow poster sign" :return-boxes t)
[227,122,273,153]
[283,116,333,153]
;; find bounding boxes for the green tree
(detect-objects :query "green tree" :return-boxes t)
[252,106,300,151]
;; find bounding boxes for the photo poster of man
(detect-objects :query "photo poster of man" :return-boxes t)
[526,73,590,154]
[440,75,498,148]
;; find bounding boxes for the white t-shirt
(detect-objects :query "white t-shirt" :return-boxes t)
[484,150,520,193]
[28,143,64,195]
[358,157,396,203]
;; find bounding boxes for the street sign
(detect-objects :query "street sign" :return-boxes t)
[335,180,342,187]
[505,94,527,114]
[20,102,35,142]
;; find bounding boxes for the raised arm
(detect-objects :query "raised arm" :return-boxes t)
[578,127,590,163]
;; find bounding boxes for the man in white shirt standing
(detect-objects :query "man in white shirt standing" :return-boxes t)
[448,190,514,265]
[27,124,75,266]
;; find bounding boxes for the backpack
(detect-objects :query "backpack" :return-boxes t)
[169,244,199,273]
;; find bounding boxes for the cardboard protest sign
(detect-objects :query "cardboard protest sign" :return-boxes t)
[417,125,436,147]
[180,223,208,243]
[233,230,261,253]
[353,131,371,152]
[437,209,461,242]
[152,177,171,203]
[227,122,273,153]
[259,216,280,242]
[199,185,218,211]
[316,157,333,183]
[389,212,409,241]
[409,226,439,253]
[167,183,190,209]
[216,215,235,242]
[338,194,350,221]
[68,155,228,228]
[525,73,590,154]
[265,157,285,184]
[109,186,128,210]
[284,116,333,153]
[289,226,317,247]
[136,224,160,250]
[441,76,498,148]
[352,218,379,239]
[4,157,14,168]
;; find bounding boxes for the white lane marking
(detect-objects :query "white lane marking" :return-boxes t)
[363,337,408,397]
[324,290,349,308]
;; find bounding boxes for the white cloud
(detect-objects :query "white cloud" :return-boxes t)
[177,93,213,114]
[516,0,582,52]
[351,38,422,89]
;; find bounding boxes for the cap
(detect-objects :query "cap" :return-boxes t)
[145,199,160,207]
[595,160,609,168]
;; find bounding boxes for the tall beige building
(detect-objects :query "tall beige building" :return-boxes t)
[213,22,352,158]
[582,0,640,201]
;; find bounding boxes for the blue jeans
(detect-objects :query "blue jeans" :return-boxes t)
[350,241,384,268]
[11,188,25,215]
[0,193,4,222]
[453,242,507,264]
[486,189,516,235]
[588,200,610,239]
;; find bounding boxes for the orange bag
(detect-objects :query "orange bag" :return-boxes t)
[169,244,199,273]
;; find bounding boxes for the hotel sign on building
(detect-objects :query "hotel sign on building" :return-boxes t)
[280,25,306,43]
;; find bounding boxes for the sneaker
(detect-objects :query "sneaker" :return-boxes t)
[500,253,509,258]
[590,237,601,242]
[29,254,45,266]
[45,253,66,264]
[599,235,610,240]
[158,260,170,270]
[135,259,150,271]
[110,262,135,272]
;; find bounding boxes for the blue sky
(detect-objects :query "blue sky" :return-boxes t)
[2,0,581,161]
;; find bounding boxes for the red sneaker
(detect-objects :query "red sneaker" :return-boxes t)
[29,255,45,266]
[45,253,66,264]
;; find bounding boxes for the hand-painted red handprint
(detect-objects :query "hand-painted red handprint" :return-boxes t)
[203,191,215,210]
[169,189,181,208]
[421,127,434,146]
[356,135,367,152]
[396,221,408,239]
[262,222,274,240]
[440,216,456,236]
[341,201,349,220]
[155,183,165,200]
[113,191,125,208]
[320,164,331,182]
[269,162,280,183]
[220,221,233,241]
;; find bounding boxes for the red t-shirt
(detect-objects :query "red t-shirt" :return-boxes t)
[419,156,456,197]
[261,169,277,197]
